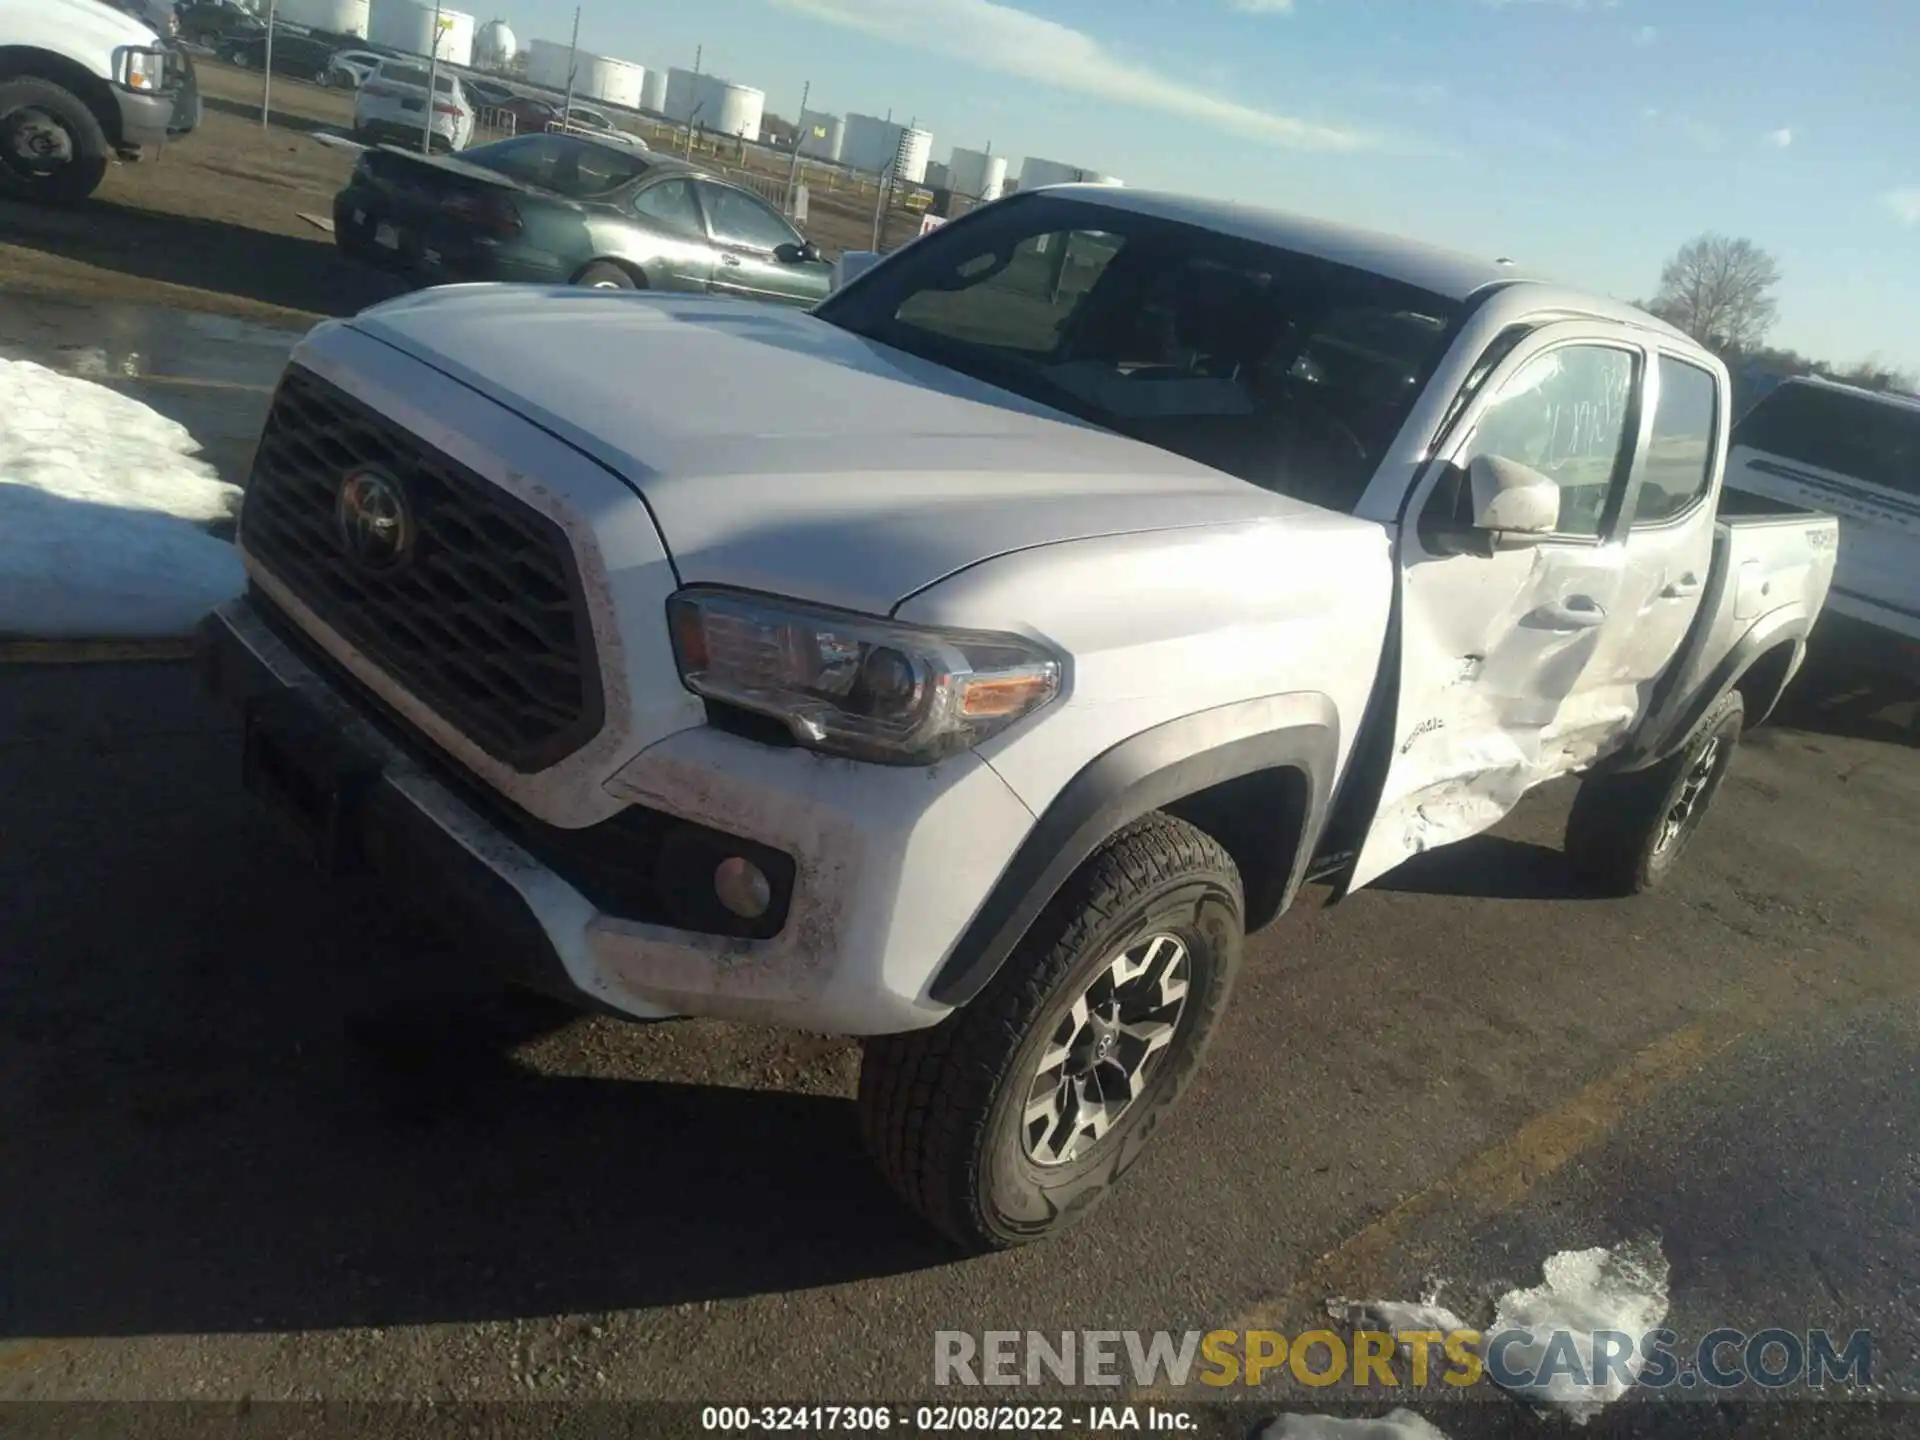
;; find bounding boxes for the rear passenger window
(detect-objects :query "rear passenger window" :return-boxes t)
[1635,357,1717,525]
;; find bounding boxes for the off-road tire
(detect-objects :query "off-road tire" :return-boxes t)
[1565,690,1744,896]
[0,77,111,204]
[575,261,637,289]
[858,813,1244,1252]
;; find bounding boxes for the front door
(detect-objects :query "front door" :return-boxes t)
[1350,324,1653,889]
[697,181,823,305]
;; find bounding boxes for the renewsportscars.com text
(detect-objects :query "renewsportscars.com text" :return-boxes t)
[933,1329,1873,1392]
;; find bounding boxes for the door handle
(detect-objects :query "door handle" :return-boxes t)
[1538,595,1608,630]
[1660,574,1702,599]
[720,253,742,267]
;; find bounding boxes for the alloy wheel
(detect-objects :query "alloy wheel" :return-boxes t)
[1022,933,1191,1167]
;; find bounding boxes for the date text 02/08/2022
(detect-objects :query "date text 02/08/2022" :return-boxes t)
[700,1405,1197,1432]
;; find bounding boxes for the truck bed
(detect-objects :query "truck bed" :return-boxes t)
[1631,505,1840,752]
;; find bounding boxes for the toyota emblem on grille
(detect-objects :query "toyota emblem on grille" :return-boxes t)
[335,467,414,572]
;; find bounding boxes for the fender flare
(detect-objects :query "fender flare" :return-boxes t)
[1622,609,1811,768]
[927,693,1340,1008]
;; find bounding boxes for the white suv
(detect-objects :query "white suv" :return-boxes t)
[352,59,473,152]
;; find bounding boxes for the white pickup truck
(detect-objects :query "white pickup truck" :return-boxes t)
[199,187,1837,1250]
[0,0,200,201]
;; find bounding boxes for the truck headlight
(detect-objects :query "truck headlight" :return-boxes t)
[667,588,1062,764]
[114,47,168,92]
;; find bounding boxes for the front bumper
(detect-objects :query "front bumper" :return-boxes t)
[198,593,1036,1034]
[114,49,201,157]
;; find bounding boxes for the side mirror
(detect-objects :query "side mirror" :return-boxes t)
[775,241,823,265]
[1467,454,1559,546]
[1421,454,1560,557]
[830,250,881,293]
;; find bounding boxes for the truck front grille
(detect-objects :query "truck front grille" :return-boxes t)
[240,365,603,773]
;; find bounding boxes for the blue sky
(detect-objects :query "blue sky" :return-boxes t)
[507,0,1918,369]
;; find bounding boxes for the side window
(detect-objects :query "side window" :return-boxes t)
[632,178,704,237]
[1636,356,1717,525]
[1461,344,1637,537]
[702,185,798,252]
[893,229,1128,354]
[469,135,563,188]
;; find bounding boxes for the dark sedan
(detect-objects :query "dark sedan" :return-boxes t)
[332,132,832,305]
[219,32,338,84]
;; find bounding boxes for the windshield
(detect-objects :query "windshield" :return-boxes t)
[1734,383,1920,496]
[379,65,456,94]
[814,194,1462,511]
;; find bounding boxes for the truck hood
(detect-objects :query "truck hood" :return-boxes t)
[346,287,1312,614]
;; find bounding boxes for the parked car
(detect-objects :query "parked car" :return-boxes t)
[324,48,386,89]
[488,94,640,145]
[332,132,827,301]
[462,76,517,109]
[203,186,1837,1250]
[219,30,336,84]
[175,0,258,44]
[351,59,474,152]
[0,0,199,201]
[1727,376,1920,684]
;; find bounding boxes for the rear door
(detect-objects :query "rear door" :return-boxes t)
[1350,322,1652,889]
[1575,349,1726,737]
[695,181,824,305]
[625,176,716,291]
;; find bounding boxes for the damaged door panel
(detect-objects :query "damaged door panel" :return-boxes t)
[1350,326,1650,889]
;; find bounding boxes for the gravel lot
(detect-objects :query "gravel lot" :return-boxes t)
[0,61,904,327]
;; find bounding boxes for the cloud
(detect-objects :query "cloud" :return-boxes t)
[772,0,1374,149]
[1230,0,1296,11]
[1883,188,1920,226]
[1765,127,1793,148]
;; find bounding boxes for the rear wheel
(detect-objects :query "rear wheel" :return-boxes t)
[0,77,110,204]
[575,261,637,290]
[858,813,1243,1251]
[1565,690,1744,895]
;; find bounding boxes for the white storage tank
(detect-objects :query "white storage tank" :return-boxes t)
[842,113,902,174]
[639,68,669,114]
[523,38,572,89]
[367,0,473,64]
[795,108,843,161]
[1017,156,1117,190]
[663,66,701,123]
[472,18,515,69]
[575,54,645,108]
[277,0,369,37]
[891,125,931,184]
[947,146,1006,202]
[709,80,763,142]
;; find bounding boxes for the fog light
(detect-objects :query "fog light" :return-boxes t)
[713,856,772,920]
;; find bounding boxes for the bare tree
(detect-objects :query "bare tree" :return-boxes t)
[1650,234,1783,353]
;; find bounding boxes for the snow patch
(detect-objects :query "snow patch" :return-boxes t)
[0,358,245,638]
[1262,1410,1451,1439]
[1488,1236,1671,1424]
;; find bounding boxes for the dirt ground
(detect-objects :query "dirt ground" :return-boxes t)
[0,61,921,328]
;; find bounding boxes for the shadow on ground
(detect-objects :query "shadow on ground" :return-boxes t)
[0,196,404,318]
[0,661,949,1340]
[1770,665,1920,749]
[200,93,342,139]
[1371,833,1598,902]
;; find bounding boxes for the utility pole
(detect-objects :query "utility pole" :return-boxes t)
[682,44,702,158]
[260,0,277,129]
[560,5,580,126]
[782,79,809,215]
[422,0,443,152]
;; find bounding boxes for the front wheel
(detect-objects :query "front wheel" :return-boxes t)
[0,77,111,203]
[859,813,1243,1251]
[1564,689,1744,895]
